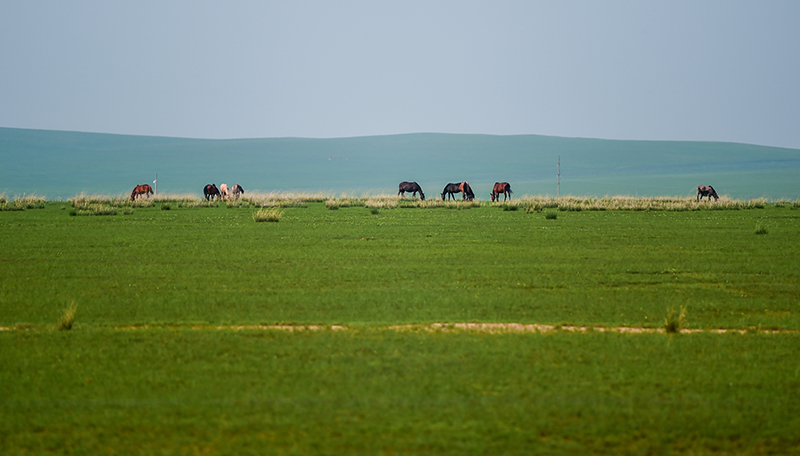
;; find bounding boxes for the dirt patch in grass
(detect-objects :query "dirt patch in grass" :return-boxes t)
[1,322,794,334]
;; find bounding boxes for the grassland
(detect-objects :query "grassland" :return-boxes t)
[1,196,799,454]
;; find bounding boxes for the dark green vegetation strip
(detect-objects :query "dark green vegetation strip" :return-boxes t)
[1,202,798,329]
[1,329,798,455]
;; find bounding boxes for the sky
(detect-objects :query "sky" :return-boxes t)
[2,1,800,149]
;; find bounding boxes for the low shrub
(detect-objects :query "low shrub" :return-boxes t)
[58,303,78,330]
[253,208,283,222]
[664,305,687,334]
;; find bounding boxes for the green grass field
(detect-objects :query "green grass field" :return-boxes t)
[1,197,799,454]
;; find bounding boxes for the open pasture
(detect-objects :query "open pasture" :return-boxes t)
[1,196,799,454]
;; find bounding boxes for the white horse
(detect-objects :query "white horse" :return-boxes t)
[231,184,245,199]
[219,183,229,201]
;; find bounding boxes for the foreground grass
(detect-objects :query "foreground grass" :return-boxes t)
[1,329,798,455]
[1,200,799,454]
[1,201,798,329]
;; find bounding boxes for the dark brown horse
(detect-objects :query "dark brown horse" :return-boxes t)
[696,185,719,201]
[441,183,462,201]
[398,181,425,200]
[130,184,153,201]
[442,182,474,201]
[204,184,221,201]
[490,182,512,202]
[231,184,245,199]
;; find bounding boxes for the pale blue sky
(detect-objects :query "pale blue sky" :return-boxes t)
[2,1,799,148]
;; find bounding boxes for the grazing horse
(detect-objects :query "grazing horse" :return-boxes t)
[696,185,719,201]
[231,184,245,199]
[398,181,425,200]
[490,182,513,202]
[204,184,221,201]
[441,183,462,201]
[459,182,475,201]
[219,183,229,201]
[130,184,153,201]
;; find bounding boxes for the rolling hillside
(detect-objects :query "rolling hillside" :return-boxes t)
[1,127,798,200]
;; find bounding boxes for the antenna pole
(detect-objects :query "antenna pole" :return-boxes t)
[557,156,561,197]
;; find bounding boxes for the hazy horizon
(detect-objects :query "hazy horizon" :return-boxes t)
[2,127,798,200]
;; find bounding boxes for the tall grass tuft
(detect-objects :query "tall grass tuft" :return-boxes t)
[664,305,687,334]
[73,204,117,216]
[58,303,78,331]
[754,222,768,235]
[252,208,283,222]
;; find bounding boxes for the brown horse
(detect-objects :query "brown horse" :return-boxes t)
[696,185,719,201]
[490,182,512,202]
[130,184,153,201]
[204,184,221,201]
[459,182,475,201]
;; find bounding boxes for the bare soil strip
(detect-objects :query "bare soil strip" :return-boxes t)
[3,323,794,334]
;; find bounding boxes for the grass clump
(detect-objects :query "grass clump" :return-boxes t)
[544,212,558,220]
[664,305,687,334]
[252,208,283,222]
[58,303,78,330]
[754,223,768,235]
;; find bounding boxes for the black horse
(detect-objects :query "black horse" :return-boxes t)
[441,183,462,201]
[204,184,221,201]
[231,184,245,199]
[696,185,719,201]
[398,181,425,200]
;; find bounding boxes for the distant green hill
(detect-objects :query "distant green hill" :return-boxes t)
[1,127,798,200]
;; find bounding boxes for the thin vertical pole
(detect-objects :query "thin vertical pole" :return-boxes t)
[557,156,561,197]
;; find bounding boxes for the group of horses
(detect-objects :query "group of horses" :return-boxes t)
[132,181,719,203]
[129,183,245,201]
[203,183,245,201]
[399,182,719,203]
[398,181,513,202]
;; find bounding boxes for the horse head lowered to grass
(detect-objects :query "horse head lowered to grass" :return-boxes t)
[130,184,153,201]
[398,181,425,200]
[490,182,512,202]
[697,185,719,201]
[204,184,221,201]
[231,184,245,199]
[441,182,474,201]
